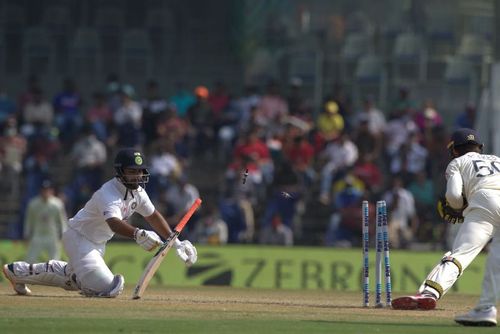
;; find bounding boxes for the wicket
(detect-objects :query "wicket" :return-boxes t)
[362,200,392,307]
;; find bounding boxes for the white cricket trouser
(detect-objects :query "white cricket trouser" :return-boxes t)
[62,227,115,293]
[421,190,500,305]
[25,237,62,263]
[478,228,500,307]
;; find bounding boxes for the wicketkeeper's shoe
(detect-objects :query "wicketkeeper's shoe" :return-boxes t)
[455,306,497,327]
[391,293,436,310]
[2,264,32,296]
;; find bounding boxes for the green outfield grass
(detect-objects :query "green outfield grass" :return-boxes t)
[0,283,493,333]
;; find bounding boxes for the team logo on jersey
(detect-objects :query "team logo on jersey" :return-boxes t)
[131,202,137,210]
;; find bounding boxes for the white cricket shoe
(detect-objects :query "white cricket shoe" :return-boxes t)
[3,264,32,296]
[455,306,497,327]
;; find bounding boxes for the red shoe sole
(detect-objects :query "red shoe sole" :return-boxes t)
[391,296,436,310]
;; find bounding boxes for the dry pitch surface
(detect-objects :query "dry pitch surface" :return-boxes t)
[0,284,491,333]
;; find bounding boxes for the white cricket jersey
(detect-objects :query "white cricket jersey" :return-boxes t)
[445,152,500,209]
[68,178,155,244]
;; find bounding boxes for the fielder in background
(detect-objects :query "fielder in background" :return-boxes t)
[3,148,197,298]
[391,128,499,327]
[24,180,67,262]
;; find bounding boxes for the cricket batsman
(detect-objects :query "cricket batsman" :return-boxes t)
[392,128,499,327]
[3,148,197,297]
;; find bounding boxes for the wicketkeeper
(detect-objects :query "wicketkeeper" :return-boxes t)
[3,148,197,298]
[391,128,499,327]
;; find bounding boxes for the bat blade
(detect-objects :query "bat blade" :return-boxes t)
[132,198,202,299]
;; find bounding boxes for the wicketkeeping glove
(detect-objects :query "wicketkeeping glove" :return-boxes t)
[436,197,467,224]
[174,239,198,267]
[134,229,162,251]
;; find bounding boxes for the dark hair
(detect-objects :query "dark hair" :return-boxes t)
[454,143,482,156]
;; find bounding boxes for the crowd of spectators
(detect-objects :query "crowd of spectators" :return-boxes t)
[0,74,477,249]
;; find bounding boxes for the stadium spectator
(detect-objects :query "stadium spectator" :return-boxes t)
[352,115,381,163]
[0,117,27,200]
[235,85,260,134]
[187,85,215,158]
[154,107,190,163]
[355,95,386,137]
[169,81,196,119]
[17,75,40,114]
[141,80,169,145]
[325,175,365,247]
[192,200,228,245]
[113,84,143,148]
[254,80,289,136]
[382,175,419,249]
[287,77,311,121]
[162,174,200,233]
[414,105,443,134]
[407,171,438,242]
[85,92,113,143]
[318,131,358,205]
[283,133,315,192]
[0,87,16,130]
[53,78,83,148]
[233,127,274,187]
[454,103,477,129]
[148,140,182,201]
[218,186,252,243]
[66,125,107,214]
[389,131,429,185]
[260,161,301,234]
[20,88,54,137]
[258,214,293,246]
[352,153,383,196]
[316,100,344,144]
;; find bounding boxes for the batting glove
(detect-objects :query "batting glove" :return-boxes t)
[174,239,198,267]
[134,229,162,251]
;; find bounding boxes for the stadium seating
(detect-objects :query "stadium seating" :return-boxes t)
[353,54,387,109]
[340,33,374,83]
[69,27,102,77]
[120,29,153,80]
[392,32,428,84]
[22,27,54,75]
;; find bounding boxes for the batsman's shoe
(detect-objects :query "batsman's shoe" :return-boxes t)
[391,293,436,310]
[455,306,497,327]
[2,264,32,296]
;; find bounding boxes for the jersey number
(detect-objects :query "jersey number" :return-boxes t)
[472,159,500,177]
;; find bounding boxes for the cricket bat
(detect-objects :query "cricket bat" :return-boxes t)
[132,198,202,299]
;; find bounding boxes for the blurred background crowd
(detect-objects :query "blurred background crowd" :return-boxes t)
[0,0,497,251]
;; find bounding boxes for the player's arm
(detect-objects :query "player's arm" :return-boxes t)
[106,217,162,251]
[106,217,137,238]
[143,210,173,239]
[445,161,466,209]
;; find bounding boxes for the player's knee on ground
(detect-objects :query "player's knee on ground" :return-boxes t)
[78,269,124,298]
